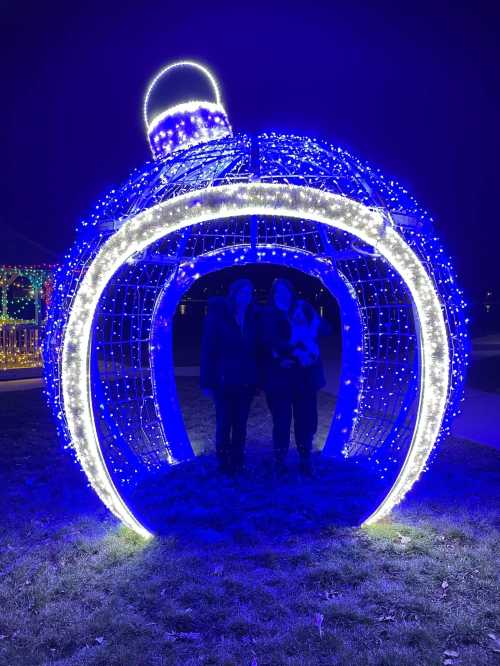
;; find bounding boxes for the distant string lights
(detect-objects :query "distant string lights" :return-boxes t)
[0,265,53,370]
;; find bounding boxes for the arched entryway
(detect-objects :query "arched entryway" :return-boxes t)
[59,184,449,537]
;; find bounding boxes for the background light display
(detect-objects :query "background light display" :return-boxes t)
[43,62,468,538]
[0,265,54,370]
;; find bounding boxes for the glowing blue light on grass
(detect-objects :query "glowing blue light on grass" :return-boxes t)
[43,60,468,538]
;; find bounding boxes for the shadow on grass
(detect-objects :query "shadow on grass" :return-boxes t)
[127,453,389,543]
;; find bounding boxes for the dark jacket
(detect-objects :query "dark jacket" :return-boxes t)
[200,297,258,390]
[257,304,329,393]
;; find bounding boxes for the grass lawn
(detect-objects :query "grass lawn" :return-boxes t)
[1,383,499,665]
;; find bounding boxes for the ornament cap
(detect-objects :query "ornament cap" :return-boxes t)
[143,61,232,159]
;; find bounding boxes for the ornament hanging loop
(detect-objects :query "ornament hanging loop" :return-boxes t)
[142,60,223,132]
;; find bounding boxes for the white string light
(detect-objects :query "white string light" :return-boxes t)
[143,60,223,131]
[61,183,450,538]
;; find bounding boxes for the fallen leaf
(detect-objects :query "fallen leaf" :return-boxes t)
[441,580,449,590]
[488,634,500,653]
[397,533,411,545]
[164,631,201,642]
[323,589,341,600]
[95,636,105,645]
[443,649,458,656]
[314,612,324,638]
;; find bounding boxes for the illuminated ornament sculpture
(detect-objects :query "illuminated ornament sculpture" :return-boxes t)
[44,61,468,539]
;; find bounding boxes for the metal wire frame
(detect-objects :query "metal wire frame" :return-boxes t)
[77,133,428,238]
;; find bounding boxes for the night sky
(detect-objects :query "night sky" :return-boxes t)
[2,0,499,300]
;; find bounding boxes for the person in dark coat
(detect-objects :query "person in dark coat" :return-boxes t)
[200,278,257,475]
[258,278,328,475]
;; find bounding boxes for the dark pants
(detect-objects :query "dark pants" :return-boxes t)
[214,386,254,472]
[266,384,318,462]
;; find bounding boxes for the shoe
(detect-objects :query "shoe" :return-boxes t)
[299,457,313,478]
[227,463,245,478]
[275,460,288,477]
[217,461,231,476]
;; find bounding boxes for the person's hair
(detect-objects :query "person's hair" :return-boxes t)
[227,278,254,311]
[292,299,318,326]
[269,277,295,308]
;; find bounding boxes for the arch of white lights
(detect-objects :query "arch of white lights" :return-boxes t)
[61,183,450,539]
[143,60,223,131]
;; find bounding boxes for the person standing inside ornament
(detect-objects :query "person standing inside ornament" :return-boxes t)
[200,278,258,475]
[259,279,327,476]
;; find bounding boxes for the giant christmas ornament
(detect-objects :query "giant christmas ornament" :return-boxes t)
[44,61,468,538]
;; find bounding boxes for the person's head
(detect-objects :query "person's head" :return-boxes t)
[291,299,317,327]
[270,277,294,312]
[227,278,254,311]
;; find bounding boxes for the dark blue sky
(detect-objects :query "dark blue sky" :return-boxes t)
[2,0,499,297]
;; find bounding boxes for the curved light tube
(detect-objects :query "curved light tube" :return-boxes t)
[143,60,223,131]
[61,183,450,538]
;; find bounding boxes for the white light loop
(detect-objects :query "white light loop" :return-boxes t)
[61,183,450,538]
[143,60,223,131]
